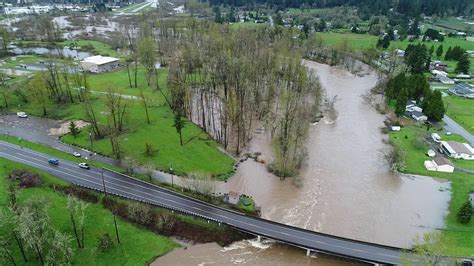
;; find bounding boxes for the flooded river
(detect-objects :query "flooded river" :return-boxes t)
[151,61,452,265]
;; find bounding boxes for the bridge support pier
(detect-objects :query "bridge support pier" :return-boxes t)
[306,249,311,256]
[257,235,261,242]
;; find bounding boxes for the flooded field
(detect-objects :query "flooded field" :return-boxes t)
[156,61,451,264]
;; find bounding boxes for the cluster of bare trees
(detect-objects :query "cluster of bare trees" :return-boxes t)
[22,62,87,116]
[14,14,62,42]
[164,22,321,176]
[0,184,81,265]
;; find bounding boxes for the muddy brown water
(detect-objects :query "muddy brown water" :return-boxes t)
[148,61,451,265]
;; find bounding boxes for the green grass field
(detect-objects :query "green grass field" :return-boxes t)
[426,17,474,33]
[59,98,235,179]
[0,159,179,265]
[390,126,474,256]
[315,32,378,50]
[4,65,235,180]
[444,96,474,135]
[229,21,266,29]
[390,36,474,70]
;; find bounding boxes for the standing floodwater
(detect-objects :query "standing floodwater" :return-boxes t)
[155,61,450,265]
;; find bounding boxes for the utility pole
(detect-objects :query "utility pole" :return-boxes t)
[170,164,174,188]
[89,132,94,151]
[101,168,120,244]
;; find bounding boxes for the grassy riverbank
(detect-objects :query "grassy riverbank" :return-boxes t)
[0,158,179,265]
[389,126,474,256]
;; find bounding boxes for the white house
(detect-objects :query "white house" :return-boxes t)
[411,111,428,122]
[440,141,474,160]
[424,156,454,173]
[80,55,119,73]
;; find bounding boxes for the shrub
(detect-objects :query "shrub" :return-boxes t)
[9,169,41,188]
[144,142,156,157]
[128,202,153,226]
[98,233,114,252]
[62,186,99,203]
[457,200,473,224]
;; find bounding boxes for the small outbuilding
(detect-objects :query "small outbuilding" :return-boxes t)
[227,191,240,205]
[427,149,436,157]
[424,156,454,173]
[80,55,119,73]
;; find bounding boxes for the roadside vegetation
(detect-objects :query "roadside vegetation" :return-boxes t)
[0,158,179,265]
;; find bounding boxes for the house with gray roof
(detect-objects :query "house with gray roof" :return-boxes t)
[440,141,474,160]
[449,83,474,99]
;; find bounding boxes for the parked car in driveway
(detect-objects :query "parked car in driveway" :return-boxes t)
[48,158,59,165]
[16,112,28,118]
[78,163,90,170]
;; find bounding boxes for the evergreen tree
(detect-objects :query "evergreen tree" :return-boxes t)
[214,7,223,24]
[386,72,406,100]
[444,46,452,61]
[405,44,427,74]
[429,45,434,56]
[69,121,80,138]
[435,45,443,58]
[395,88,409,117]
[455,53,470,74]
[423,90,445,121]
[408,18,420,37]
[457,200,472,224]
[409,75,429,100]
[387,28,395,40]
[275,12,283,26]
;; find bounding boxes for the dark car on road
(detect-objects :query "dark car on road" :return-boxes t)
[48,158,59,165]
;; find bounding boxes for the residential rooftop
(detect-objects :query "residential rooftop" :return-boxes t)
[81,55,119,65]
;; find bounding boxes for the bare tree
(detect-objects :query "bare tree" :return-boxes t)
[139,87,151,124]
[46,230,74,266]
[137,37,157,86]
[325,95,339,124]
[67,196,88,249]
[17,199,50,265]
[105,87,127,133]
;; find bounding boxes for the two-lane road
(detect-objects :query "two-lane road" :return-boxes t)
[0,141,403,264]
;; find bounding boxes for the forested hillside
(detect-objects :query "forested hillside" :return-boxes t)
[204,0,473,17]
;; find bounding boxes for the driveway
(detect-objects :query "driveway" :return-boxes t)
[443,115,474,146]
[0,114,118,166]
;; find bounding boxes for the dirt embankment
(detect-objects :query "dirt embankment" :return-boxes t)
[49,120,89,136]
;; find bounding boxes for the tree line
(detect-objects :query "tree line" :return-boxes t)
[202,0,473,17]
